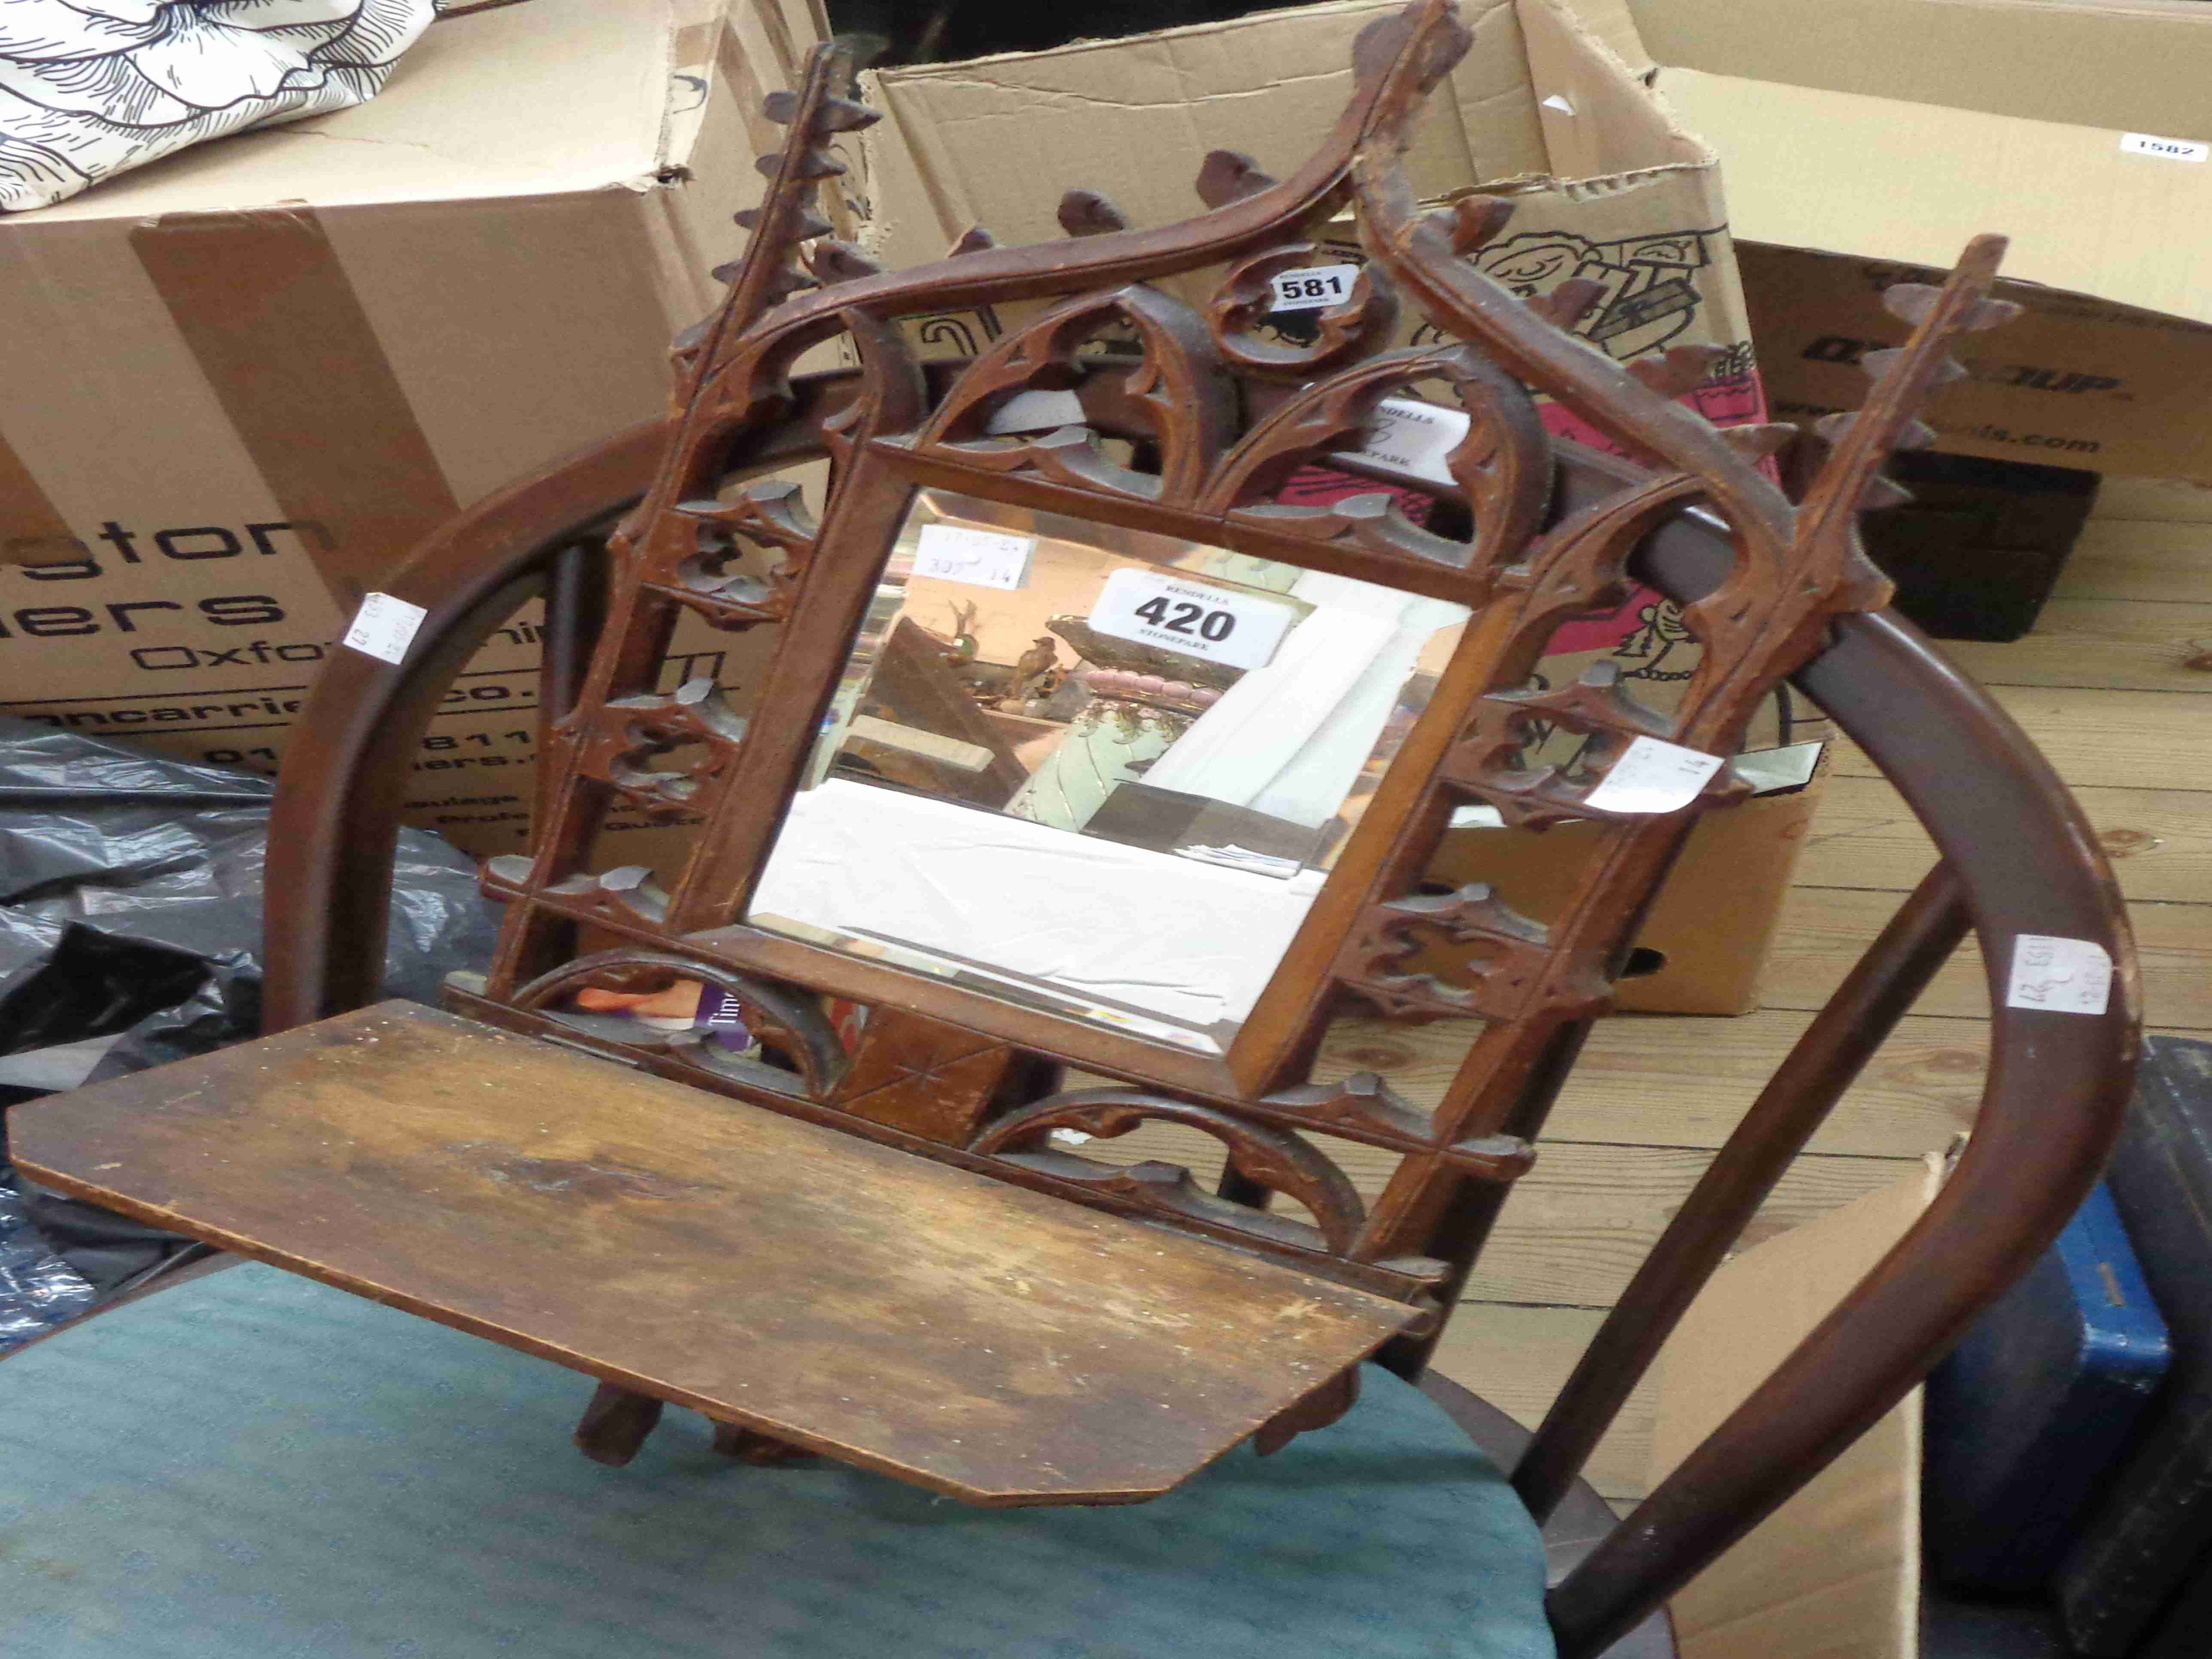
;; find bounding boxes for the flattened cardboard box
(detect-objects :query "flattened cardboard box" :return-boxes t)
[1649,1157,1942,1659]
[0,0,819,863]
[1579,0,2212,480]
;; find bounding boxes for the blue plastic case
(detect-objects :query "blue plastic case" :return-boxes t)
[1925,1180,2171,1595]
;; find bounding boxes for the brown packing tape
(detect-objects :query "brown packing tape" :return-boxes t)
[718,20,789,176]
[746,0,802,84]
[0,426,77,568]
[673,20,714,64]
[130,208,460,611]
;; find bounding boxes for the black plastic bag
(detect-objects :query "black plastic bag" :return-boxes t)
[0,717,498,1345]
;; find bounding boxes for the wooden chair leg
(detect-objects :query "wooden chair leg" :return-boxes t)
[1253,1364,1361,1456]
[711,1423,817,1465]
[574,1382,664,1466]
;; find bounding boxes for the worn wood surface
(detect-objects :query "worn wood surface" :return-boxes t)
[1801,774,2212,904]
[1940,599,2212,692]
[1762,884,2211,1027]
[11,1001,1415,1506]
[1832,685,2212,793]
[828,1007,1018,1143]
[2062,516,2212,600]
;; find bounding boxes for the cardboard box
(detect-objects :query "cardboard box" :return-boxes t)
[1577,0,2212,480]
[0,0,819,863]
[1648,1156,1943,1659]
[1423,754,1826,1016]
[857,0,1762,428]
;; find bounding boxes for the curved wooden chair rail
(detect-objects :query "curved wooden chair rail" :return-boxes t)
[252,8,2139,1655]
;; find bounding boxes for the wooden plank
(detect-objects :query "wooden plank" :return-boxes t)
[1548,1008,1982,1155]
[1802,774,2212,905]
[1941,600,2212,694]
[1464,1144,1918,1308]
[1094,999,1992,1158]
[1428,1304,1653,1505]
[1762,885,2212,1029]
[1294,1008,1982,1156]
[2086,477,2212,527]
[9,1002,1414,1507]
[1832,685,2212,794]
[1075,1120,1920,1310]
[2055,518,2212,604]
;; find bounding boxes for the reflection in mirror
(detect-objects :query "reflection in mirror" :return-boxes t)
[748,489,1468,1055]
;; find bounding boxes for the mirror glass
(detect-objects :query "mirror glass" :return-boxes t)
[746,489,1468,1055]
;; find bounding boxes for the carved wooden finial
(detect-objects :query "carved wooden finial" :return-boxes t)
[1785,235,2015,572]
[1525,276,1605,331]
[804,239,884,284]
[1442,193,1514,256]
[1814,411,1935,451]
[671,40,873,389]
[763,86,880,135]
[1194,149,1277,208]
[1056,188,1131,237]
[1626,342,1728,400]
[1718,423,1797,460]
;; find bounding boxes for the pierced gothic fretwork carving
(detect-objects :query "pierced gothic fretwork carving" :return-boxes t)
[973,1091,1370,1258]
[460,5,2027,1426]
[568,677,748,810]
[503,948,848,1098]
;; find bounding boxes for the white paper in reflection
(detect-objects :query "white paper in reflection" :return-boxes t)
[750,779,1323,1036]
[1142,568,1469,827]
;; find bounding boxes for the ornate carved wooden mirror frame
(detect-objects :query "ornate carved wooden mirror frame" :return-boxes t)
[445,0,2017,1330]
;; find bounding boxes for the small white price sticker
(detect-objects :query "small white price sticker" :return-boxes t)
[912,523,1034,590]
[1583,735,1728,814]
[340,592,426,665]
[2008,935,2114,1016]
[1085,568,1298,671]
[1330,395,1469,487]
[1268,263,1362,313]
[2121,131,2208,164]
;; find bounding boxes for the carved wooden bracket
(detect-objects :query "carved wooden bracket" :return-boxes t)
[568,677,749,809]
[1262,1070,1436,1142]
[973,1090,1368,1255]
[648,477,820,626]
[1338,882,1578,1023]
[1254,1364,1362,1456]
[829,1010,1017,1145]
[505,947,848,1098]
[1439,662,1752,830]
[1207,241,1398,376]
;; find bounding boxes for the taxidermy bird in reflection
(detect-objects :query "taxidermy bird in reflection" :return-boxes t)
[943,599,980,659]
[1009,635,1061,705]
